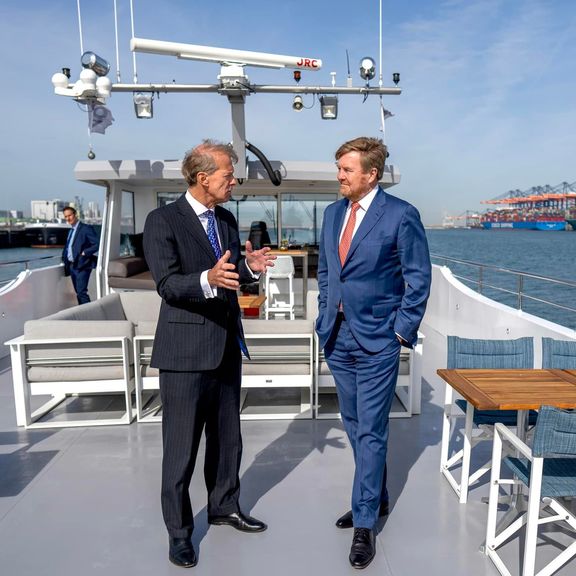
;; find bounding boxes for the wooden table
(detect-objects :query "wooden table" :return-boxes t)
[437,368,576,503]
[238,294,266,316]
[268,249,309,317]
[437,368,576,410]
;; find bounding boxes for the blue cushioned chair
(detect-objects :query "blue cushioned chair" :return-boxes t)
[486,406,576,576]
[440,336,536,503]
[542,337,576,369]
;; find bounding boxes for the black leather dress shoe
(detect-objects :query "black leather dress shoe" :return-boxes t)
[208,511,267,533]
[335,501,389,529]
[349,528,376,569]
[169,537,197,568]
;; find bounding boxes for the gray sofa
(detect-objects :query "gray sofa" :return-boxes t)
[107,256,155,291]
[7,291,161,428]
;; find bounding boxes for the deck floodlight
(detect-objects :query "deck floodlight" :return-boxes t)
[359,57,376,81]
[320,95,338,120]
[292,95,304,111]
[133,92,154,119]
[81,52,110,77]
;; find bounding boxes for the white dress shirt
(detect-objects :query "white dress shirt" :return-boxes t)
[186,192,257,298]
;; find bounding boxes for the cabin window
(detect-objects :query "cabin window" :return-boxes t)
[119,190,135,256]
[280,194,336,248]
[157,192,181,207]
[224,195,278,247]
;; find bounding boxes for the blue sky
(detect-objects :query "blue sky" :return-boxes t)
[1,0,575,224]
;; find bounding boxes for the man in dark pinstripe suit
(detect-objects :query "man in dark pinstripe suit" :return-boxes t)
[143,140,275,568]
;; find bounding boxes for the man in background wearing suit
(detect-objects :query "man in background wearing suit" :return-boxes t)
[316,137,431,569]
[143,140,275,569]
[62,206,99,305]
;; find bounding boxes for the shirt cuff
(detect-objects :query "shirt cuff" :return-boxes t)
[244,259,260,279]
[395,332,408,346]
[201,270,216,298]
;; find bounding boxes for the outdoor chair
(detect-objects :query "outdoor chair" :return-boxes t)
[542,337,576,369]
[440,336,537,503]
[264,255,295,319]
[486,406,576,576]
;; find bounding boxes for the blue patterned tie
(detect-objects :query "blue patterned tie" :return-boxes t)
[204,210,222,259]
[204,209,247,357]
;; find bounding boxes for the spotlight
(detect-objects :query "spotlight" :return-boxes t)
[292,95,304,111]
[392,72,400,85]
[359,57,376,82]
[81,51,110,77]
[320,95,338,120]
[133,92,154,119]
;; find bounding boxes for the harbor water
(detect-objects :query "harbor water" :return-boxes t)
[2,229,576,328]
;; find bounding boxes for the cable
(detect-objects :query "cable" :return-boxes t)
[76,0,84,56]
[130,0,138,83]
[245,142,282,186]
[113,0,121,82]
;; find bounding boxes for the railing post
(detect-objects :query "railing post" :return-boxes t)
[478,266,483,295]
[518,275,523,310]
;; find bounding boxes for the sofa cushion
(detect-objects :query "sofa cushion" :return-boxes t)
[119,291,161,324]
[242,318,314,335]
[24,320,133,340]
[108,256,148,278]
[28,365,128,382]
[40,294,126,322]
[108,272,156,291]
[136,321,157,336]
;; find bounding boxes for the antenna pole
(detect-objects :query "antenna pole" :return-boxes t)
[379,0,383,87]
[113,0,121,82]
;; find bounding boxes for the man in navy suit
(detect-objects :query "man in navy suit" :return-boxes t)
[143,140,275,568]
[316,137,431,569]
[62,206,99,305]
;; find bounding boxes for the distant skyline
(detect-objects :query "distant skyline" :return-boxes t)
[1,0,575,225]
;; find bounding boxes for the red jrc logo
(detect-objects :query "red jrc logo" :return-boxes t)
[296,58,319,69]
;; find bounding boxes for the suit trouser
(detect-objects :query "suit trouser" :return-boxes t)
[69,265,92,305]
[159,330,242,538]
[325,316,400,529]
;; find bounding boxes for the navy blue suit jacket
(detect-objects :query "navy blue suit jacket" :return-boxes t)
[62,221,99,274]
[316,187,431,353]
[143,194,254,372]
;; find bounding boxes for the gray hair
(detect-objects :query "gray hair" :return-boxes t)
[181,139,238,186]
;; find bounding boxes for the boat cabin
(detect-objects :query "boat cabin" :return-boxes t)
[75,157,401,304]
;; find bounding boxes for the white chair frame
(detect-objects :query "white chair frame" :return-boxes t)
[6,335,133,428]
[485,422,576,576]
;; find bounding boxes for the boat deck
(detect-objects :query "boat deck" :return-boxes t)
[0,356,574,576]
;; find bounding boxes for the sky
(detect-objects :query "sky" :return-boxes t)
[1,0,575,225]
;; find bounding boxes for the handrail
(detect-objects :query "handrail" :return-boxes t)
[0,255,58,268]
[0,255,61,289]
[430,254,576,290]
[430,253,576,327]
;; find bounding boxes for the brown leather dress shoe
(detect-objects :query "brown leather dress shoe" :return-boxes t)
[335,501,389,529]
[349,528,376,569]
[208,510,267,532]
[169,537,197,568]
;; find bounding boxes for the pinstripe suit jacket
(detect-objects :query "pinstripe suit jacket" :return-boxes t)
[143,193,253,372]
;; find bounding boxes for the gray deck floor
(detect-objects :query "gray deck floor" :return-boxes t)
[0,357,574,576]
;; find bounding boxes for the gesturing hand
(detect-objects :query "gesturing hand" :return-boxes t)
[207,250,240,289]
[245,240,276,273]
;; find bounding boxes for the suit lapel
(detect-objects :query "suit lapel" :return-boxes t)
[344,187,387,266]
[214,206,229,254]
[333,199,348,269]
[175,194,217,262]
